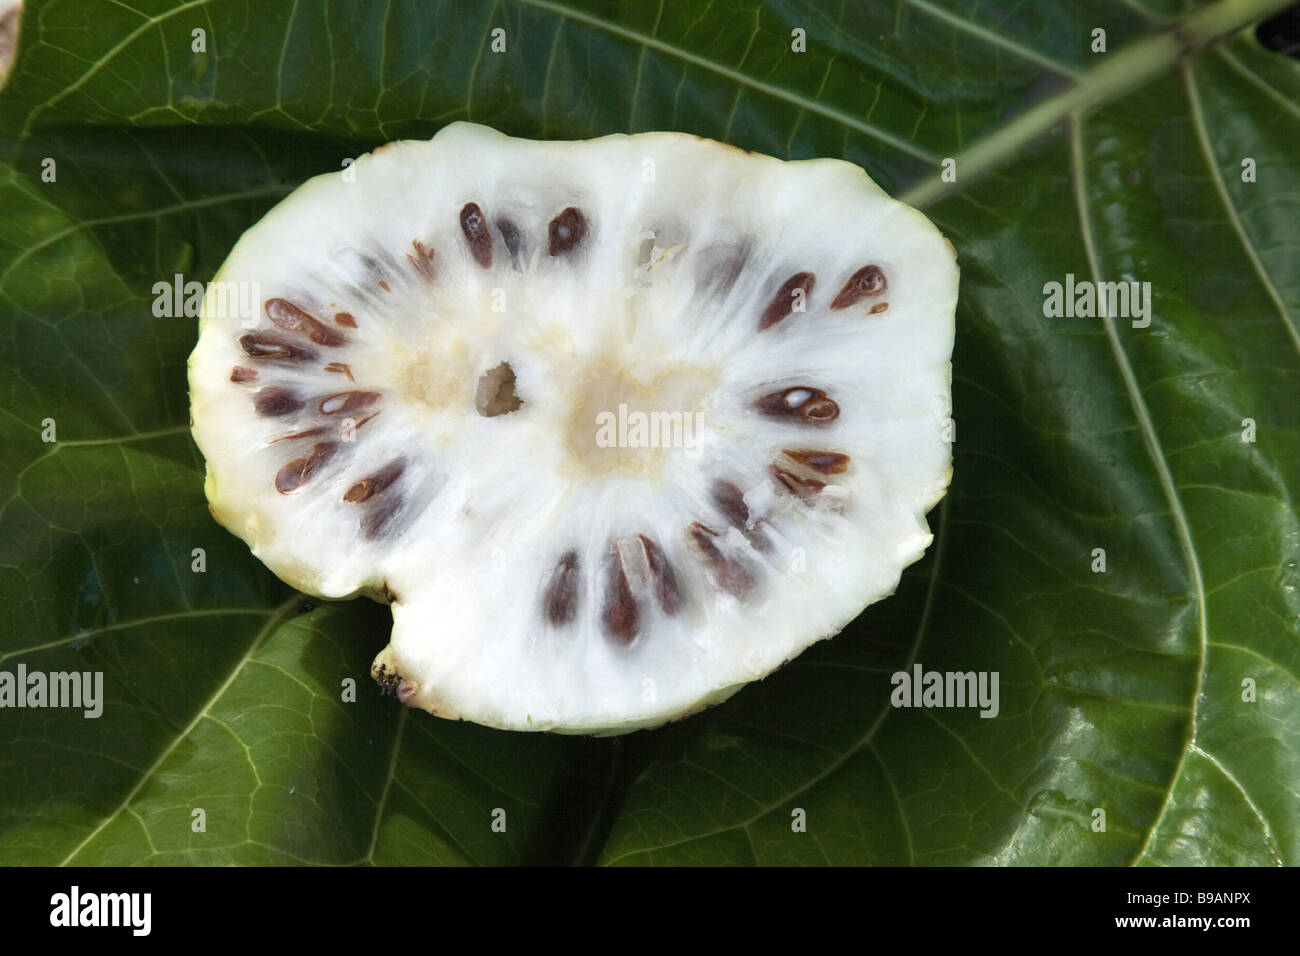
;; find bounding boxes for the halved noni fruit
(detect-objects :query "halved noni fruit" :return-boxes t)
[188,122,958,734]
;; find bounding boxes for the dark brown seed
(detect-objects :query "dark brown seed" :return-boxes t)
[239,332,315,362]
[324,362,355,382]
[275,459,309,494]
[869,301,889,315]
[352,411,381,432]
[497,219,522,263]
[459,202,493,269]
[274,442,338,494]
[362,497,402,539]
[254,387,304,417]
[783,449,851,475]
[753,387,839,426]
[603,547,639,644]
[711,479,771,552]
[830,265,887,310]
[319,390,380,415]
[687,523,753,599]
[543,551,581,626]
[335,312,358,328]
[802,396,839,423]
[343,459,405,503]
[407,240,436,281]
[264,297,310,331]
[230,366,258,383]
[770,465,825,501]
[712,479,750,529]
[265,298,346,347]
[268,426,328,444]
[548,207,587,256]
[313,320,348,343]
[639,534,681,616]
[758,272,815,331]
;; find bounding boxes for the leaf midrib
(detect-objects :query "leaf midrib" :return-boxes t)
[1069,107,1212,865]
[57,596,297,865]
[901,0,1299,209]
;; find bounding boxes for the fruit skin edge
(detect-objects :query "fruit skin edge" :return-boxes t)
[187,126,959,736]
[370,640,757,736]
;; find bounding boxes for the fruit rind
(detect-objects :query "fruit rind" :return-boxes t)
[189,122,958,734]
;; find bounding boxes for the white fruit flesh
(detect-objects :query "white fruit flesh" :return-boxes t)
[188,122,958,734]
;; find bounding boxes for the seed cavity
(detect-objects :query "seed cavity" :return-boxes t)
[407,240,436,281]
[754,387,839,426]
[497,218,522,264]
[474,362,523,417]
[275,442,338,494]
[696,241,750,299]
[265,298,346,346]
[459,202,493,269]
[783,449,850,475]
[239,332,315,362]
[603,545,639,644]
[230,366,258,383]
[830,265,887,310]
[336,250,392,298]
[343,459,405,503]
[758,272,815,331]
[770,465,825,501]
[254,387,304,417]
[635,234,657,269]
[334,312,358,328]
[362,497,402,539]
[319,390,380,415]
[687,523,754,599]
[548,207,587,256]
[543,551,581,627]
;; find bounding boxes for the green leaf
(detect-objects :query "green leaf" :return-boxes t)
[1,0,1295,865]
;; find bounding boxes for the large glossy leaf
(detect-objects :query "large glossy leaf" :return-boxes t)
[0,0,1295,865]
